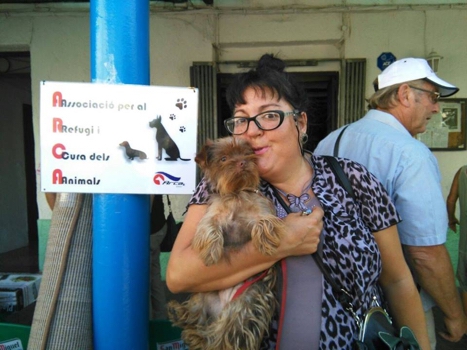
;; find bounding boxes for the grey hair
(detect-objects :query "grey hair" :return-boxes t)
[367,79,426,110]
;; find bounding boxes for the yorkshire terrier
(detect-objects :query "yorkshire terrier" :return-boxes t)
[168,136,287,350]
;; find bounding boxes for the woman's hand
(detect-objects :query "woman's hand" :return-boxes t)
[279,206,324,257]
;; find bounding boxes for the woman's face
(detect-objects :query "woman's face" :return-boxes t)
[233,87,306,182]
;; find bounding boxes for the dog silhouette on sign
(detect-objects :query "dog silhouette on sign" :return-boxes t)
[149,115,190,161]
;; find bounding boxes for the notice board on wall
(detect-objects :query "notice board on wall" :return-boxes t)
[417,98,466,151]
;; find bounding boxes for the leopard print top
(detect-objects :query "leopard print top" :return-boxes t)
[188,153,401,349]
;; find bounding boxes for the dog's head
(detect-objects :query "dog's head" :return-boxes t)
[149,115,162,128]
[195,137,259,194]
[119,141,129,147]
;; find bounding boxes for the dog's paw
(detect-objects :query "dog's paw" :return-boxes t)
[251,217,285,255]
[198,243,224,266]
[192,229,225,266]
[167,300,185,325]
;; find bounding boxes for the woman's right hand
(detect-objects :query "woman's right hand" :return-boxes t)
[279,206,324,257]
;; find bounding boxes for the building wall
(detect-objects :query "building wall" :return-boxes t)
[0,3,466,221]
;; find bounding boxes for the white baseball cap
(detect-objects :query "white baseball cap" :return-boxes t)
[378,57,459,97]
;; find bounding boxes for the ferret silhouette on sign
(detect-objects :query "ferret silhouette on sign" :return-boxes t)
[119,141,148,160]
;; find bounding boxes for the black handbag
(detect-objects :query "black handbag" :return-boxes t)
[353,305,420,350]
[160,195,183,252]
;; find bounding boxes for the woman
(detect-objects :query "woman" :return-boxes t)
[167,54,430,349]
[447,165,467,317]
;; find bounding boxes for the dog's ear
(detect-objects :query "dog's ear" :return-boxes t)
[195,139,214,169]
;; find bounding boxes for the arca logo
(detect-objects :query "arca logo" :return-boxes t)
[52,91,63,107]
[153,172,185,186]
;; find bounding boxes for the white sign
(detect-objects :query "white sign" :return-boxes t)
[40,81,198,194]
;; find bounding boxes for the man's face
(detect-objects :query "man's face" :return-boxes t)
[407,82,440,136]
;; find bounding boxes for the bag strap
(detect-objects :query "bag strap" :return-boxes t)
[333,124,350,157]
[323,156,355,201]
[317,156,359,318]
[312,253,356,316]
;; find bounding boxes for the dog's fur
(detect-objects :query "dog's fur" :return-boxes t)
[148,115,190,161]
[168,137,286,350]
[119,141,147,160]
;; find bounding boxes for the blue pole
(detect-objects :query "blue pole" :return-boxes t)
[90,1,150,349]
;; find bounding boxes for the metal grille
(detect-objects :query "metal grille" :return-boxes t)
[190,63,217,151]
[190,62,217,183]
[340,59,366,126]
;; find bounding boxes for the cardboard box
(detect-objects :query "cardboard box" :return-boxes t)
[0,273,41,313]
[0,289,23,313]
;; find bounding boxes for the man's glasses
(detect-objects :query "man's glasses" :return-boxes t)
[224,110,298,135]
[408,86,440,104]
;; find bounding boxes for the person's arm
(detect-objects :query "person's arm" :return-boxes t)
[405,243,467,342]
[447,169,461,232]
[166,203,323,293]
[374,225,430,350]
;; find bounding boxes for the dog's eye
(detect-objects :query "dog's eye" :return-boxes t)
[221,156,227,162]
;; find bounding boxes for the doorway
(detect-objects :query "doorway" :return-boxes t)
[0,52,38,272]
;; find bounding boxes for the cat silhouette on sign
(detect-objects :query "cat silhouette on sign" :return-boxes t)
[149,115,190,161]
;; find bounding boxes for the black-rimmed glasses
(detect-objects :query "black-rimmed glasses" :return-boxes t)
[224,110,298,135]
[408,86,440,104]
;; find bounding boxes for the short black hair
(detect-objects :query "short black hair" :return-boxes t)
[226,54,308,113]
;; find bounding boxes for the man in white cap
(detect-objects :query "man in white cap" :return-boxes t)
[315,57,467,348]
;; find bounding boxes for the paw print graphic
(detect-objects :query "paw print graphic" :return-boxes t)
[179,126,186,133]
[176,98,187,110]
[169,114,176,120]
